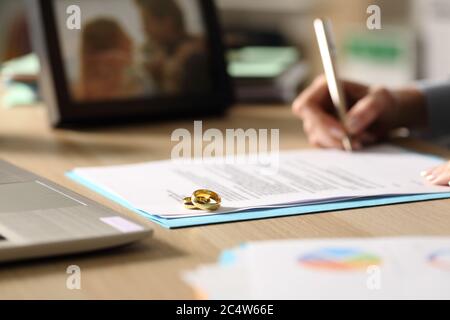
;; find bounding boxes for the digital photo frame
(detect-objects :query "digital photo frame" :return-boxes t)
[27,0,232,127]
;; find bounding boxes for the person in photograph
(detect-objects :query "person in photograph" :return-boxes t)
[77,18,143,101]
[135,0,210,94]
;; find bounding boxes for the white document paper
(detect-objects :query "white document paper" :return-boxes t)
[71,145,448,218]
[183,237,450,300]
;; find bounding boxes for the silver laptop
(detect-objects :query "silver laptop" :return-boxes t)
[0,160,152,263]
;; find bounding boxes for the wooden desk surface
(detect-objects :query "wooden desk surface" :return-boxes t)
[0,104,449,299]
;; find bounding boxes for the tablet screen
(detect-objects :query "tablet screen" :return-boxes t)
[54,0,212,102]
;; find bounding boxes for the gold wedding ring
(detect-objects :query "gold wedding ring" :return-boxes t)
[192,189,221,211]
[183,189,222,211]
[183,197,198,210]
[183,196,210,210]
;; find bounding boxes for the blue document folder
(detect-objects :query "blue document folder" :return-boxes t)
[67,172,450,229]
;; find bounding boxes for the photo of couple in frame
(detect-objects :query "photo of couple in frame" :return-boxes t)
[28,0,231,126]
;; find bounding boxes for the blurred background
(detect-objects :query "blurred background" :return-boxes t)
[1,0,450,106]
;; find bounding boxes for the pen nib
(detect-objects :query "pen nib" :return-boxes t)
[342,136,353,152]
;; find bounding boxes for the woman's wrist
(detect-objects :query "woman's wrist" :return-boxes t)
[392,86,428,129]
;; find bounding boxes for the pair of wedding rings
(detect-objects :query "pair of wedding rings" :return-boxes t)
[183,189,221,211]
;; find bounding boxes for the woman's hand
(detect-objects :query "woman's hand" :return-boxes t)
[292,75,428,149]
[422,161,450,186]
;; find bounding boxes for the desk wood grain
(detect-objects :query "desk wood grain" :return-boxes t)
[0,105,449,299]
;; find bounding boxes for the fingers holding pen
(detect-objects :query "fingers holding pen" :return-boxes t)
[302,108,362,150]
[293,76,396,150]
[346,87,395,136]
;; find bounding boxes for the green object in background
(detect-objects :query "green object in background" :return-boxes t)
[1,54,40,108]
[1,53,40,77]
[228,46,300,78]
[344,36,403,62]
[1,82,37,109]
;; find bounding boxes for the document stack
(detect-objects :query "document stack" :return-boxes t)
[183,237,450,300]
[68,145,450,228]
